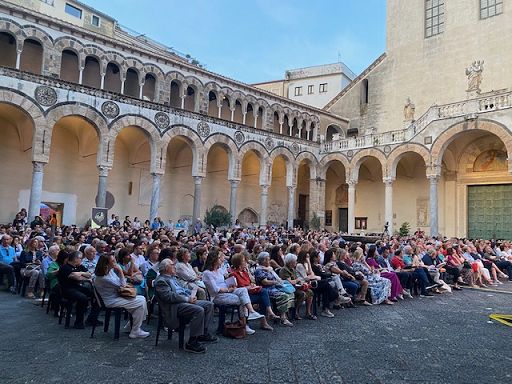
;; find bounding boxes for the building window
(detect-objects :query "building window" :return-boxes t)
[65,3,82,18]
[355,217,368,230]
[294,86,303,96]
[480,0,503,19]
[307,85,314,94]
[92,15,100,27]
[319,83,327,93]
[425,0,445,38]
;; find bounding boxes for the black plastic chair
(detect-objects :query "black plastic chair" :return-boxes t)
[90,286,132,340]
[154,298,186,349]
[58,296,73,328]
[215,304,241,334]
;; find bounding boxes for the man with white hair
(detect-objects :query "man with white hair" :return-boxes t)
[81,245,98,275]
[42,245,60,276]
[154,258,217,354]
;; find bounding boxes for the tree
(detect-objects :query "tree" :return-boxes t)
[398,222,411,237]
[204,205,232,229]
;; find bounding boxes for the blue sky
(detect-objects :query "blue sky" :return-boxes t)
[85,0,387,84]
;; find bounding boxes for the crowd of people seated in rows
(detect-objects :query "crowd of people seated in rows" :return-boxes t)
[1,209,512,353]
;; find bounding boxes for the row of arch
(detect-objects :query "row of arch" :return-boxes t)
[0,19,321,140]
[10,88,512,186]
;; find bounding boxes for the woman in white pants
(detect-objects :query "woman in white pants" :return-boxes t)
[202,247,263,334]
[93,255,149,339]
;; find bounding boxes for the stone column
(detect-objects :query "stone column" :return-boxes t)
[96,166,110,208]
[78,67,84,84]
[229,180,239,225]
[28,161,46,222]
[287,185,296,229]
[15,50,22,70]
[120,79,126,94]
[306,128,311,141]
[192,176,204,223]
[180,95,186,109]
[230,108,235,122]
[348,180,357,234]
[429,175,440,237]
[217,101,222,118]
[384,177,394,235]
[242,112,247,125]
[100,73,105,89]
[149,173,162,222]
[138,82,144,99]
[259,184,269,227]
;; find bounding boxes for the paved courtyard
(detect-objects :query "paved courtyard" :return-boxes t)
[1,287,512,384]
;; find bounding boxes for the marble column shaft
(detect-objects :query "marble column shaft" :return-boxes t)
[28,161,46,222]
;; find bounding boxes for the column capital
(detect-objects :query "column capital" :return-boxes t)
[193,175,204,185]
[347,179,357,187]
[427,174,441,183]
[97,165,111,177]
[229,179,240,187]
[383,177,395,186]
[260,184,270,194]
[32,161,47,172]
[287,185,297,192]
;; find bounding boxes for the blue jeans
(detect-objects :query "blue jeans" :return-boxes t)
[341,280,359,298]
[249,287,271,314]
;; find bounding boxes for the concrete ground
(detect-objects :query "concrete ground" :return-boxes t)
[1,285,512,384]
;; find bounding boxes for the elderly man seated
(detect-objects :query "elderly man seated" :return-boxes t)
[154,258,217,354]
[81,245,99,275]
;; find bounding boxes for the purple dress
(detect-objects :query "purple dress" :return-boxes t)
[367,258,403,300]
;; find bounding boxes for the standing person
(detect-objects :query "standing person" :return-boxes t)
[0,235,17,293]
[194,218,202,235]
[94,255,149,339]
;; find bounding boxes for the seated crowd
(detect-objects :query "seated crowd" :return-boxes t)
[1,210,512,354]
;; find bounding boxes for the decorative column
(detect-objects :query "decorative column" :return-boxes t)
[428,175,440,237]
[15,49,22,70]
[253,109,259,128]
[139,82,145,99]
[229,180,239,225]
[96,166,110,208]
[192,176,204,223]
[180,95,186,109]
[259,184,269,227]
[242,112,247,125]
[217,100,223,118]
[28,161,46,222]
[149,173,162,222]
[347,180,357,234]
[287,185,296,229]
[279,121,284,134]
[230,107,235,122]
[100,73,105,89]
[78,67,84,84]
[306,128,311,141]
[120,78,126,94]
[383,177,394,235]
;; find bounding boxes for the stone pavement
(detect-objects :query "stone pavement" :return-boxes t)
[1,287,512,384]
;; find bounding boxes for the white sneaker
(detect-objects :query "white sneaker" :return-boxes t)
[247,312,264,321]
[320,309,334,318]
[245,325,255,335]
[403,291,413,299]
[129,328,150,339]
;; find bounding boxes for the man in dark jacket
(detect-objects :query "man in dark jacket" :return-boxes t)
[154,258,217,354]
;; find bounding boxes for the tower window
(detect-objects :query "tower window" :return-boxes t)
[480,0,503,19]
[425,0,445,38]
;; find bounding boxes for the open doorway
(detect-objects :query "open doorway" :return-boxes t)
[40,202,64,227]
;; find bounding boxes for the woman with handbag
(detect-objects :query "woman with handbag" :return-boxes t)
[254,253,294,327]
[94,255,149,339]
[202,247,264,335]
[176,248,206,300]
[230,252,279,330]
[117,248,144,294]
[19,237,45,298]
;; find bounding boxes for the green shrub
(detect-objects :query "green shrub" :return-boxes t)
[204,205,232,229]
